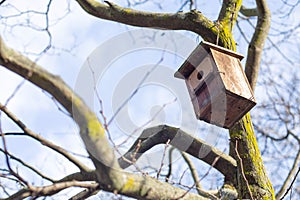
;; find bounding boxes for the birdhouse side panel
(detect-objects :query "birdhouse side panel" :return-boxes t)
[210,49,254,100]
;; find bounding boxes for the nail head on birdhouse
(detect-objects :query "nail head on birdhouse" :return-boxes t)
[174,41,256,129]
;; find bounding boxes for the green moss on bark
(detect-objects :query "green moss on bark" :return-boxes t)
[229,113,274,199]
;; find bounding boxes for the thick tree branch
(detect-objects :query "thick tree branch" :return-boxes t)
[75,0,220,44]
[245,0,271,91]
[55,170,212,200]
[56,171,97,183]
[100,171,209,200]
[2,169,213,200]
[0,35,124,189]
[240,5,258,17]
[118,125,237,182]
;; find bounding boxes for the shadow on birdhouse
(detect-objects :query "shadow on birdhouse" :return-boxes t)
[174,41,256,129]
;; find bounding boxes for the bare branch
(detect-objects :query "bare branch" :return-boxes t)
[4,181,99,200]
[47,171,99,199]
[244,0,271,90]
[0,184,10,197]
[75,0,218,43]
[181,152,218,199]
[69,188,99,200]
[0,0,6,6]
[60,171,212,200]
[165,147,175,182]
[0,35,123,187]
[56,171,97,183]
[118,125,237,181]
[156,139,170,179]
[234,140,254,200]
[276,131,300,199]
[0,148,54,182]
[0,121,29,188]
[0,102,90,172]
[240,5,258,17]
[279,167,300,200]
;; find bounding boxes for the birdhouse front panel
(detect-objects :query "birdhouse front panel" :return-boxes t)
[187,55,215,91]
[174,41,256,128]
[187,74,228,127]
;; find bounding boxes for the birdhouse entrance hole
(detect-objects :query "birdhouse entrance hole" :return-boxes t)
[197,71,204,80]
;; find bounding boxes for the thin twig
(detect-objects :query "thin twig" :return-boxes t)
[0,102,90,172]
[181,152,202,190]
[181,152,219,199]
[165,147,175,182]
[7,181,99,200]
[276,130,300,199]
[4,80,26,107]
[107,51,165,125]
[200,151,222,182]
[0,148,55,182]
[157,139,170,179]
[0,0,6,5]
[0,107,29,187]
[280,167,300,200]
[235,140,254,200]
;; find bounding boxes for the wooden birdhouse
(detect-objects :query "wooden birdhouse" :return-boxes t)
[174,41,256,128]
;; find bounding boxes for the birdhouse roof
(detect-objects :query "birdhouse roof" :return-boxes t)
[174,41,244,79]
